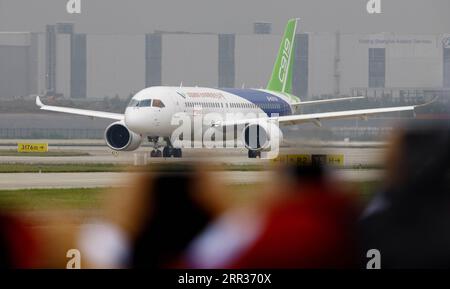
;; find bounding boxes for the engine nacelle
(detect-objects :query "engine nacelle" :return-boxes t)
[104,121,142,151]
[241,121,283,152]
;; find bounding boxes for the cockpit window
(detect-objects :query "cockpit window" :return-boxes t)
[128,98,164,108]
[152,99,165,108]
[128,99,139,107]
[139,99,152,107]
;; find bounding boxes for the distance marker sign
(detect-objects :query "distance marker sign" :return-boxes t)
[272,154,344,167]
[17,143,49,153]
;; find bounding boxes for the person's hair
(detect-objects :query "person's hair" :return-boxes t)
[131,169,211,268]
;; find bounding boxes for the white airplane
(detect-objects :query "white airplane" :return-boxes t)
[36,19,417,158]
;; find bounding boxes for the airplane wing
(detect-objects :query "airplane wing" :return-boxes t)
[291,96,365,106]
[214,105,416,127]
[36,96,124,121]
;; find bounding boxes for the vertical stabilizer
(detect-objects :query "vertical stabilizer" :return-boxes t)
[266,18,299,94]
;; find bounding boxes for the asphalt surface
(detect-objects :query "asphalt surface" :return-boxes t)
[0,143,385,167]
[0,170,383,190]
[0,140,386,189]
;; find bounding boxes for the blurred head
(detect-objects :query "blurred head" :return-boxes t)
[128,165,213,268]
[361,122,450,268]
[288,163,325,184]
[385,121,450,195]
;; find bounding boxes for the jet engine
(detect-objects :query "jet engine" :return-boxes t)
[104,121,142,151]
[241,121,283,152]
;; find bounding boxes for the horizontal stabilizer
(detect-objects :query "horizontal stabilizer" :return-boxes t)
[291,96,365,106]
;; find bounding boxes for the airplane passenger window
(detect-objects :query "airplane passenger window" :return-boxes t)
[152,99,165,108]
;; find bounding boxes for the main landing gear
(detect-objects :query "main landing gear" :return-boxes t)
[162,146,182,158]
[148,137,182,158]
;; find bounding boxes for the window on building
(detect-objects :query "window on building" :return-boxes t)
[369,48,386,88]
[444,48,450,88]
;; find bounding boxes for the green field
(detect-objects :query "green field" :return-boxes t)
[0,188,106,211]
[0,150,90,157]
[0,163,126,173]
[0,163,269,173]
[0,181,380,211]
[0,162,384,174]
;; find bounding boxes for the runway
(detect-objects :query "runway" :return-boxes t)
[0,170,384,190]
[0,140,386,189]
[0,171,270,190]
[0,141,386,167]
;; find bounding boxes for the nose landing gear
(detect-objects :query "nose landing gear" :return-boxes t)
[148,137,183,158]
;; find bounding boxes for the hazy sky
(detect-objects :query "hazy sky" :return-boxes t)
[0,0,449,34]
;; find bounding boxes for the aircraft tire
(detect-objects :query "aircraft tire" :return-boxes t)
[173,149,182,158]
[163,147,172,158]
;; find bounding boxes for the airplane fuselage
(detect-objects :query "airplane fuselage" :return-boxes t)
[125,86,300,138]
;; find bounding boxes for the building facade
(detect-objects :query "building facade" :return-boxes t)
[1,26,450,100]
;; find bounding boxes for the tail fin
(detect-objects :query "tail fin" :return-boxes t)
[266,18,299,94]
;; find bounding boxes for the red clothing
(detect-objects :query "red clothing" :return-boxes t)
[231,183,359,268]
[0,215,40,268]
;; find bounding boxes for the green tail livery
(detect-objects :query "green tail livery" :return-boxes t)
[267,18,299,95]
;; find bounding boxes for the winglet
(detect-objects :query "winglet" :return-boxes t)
[36,96,43,107]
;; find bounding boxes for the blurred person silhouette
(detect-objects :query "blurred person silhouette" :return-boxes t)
[130,168,213,268]
[78,164,213,268]
[0,214,40,268]
[186,163,360,268]
[361,122,450,268]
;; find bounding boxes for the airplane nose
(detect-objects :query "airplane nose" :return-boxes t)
[125,108,148,134]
